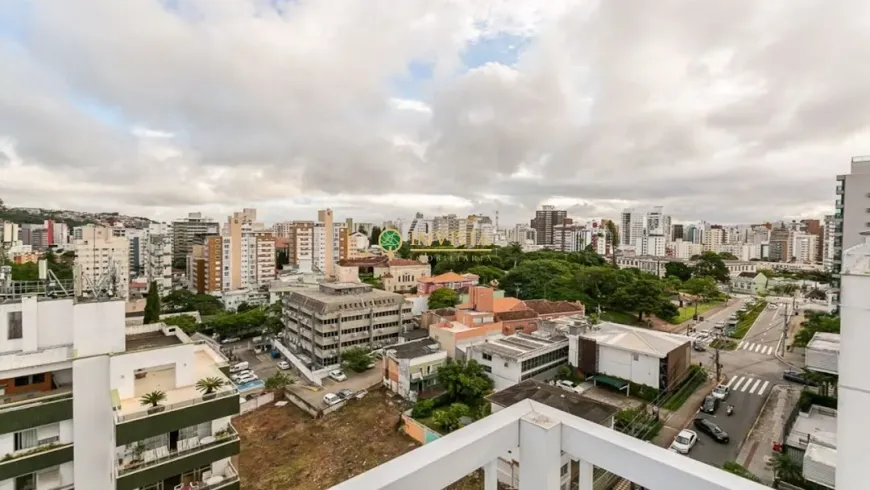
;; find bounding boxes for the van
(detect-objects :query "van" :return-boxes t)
[230,362,249,373]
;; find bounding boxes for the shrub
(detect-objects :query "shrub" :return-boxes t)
[412,399,436,418]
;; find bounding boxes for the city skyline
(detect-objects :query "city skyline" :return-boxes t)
[0,2,862,226]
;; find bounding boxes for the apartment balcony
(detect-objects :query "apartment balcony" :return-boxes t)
[0,443,74,482]
[0,346,74,373]
[0,387,72,436]
[116,426,240,490]
[331,400,767,490]
[836,186,844,195]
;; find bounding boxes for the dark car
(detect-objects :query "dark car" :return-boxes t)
[692,341,707,352]
[694,417,730,443]
[700,395,719,414]
[783,369,818,386]
[336,388,354,400]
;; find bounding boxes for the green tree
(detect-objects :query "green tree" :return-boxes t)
[665,262,693,282]
[163,314,198,334]
[466,265,505,285]
[664,276,684,307]
[499,259,575,300]
[794,313,840,347]
[195,377,227,395]
[236,301,254,313]
[693,251,730,282]
[611,277,666,322]
[370,226,382,246]
[722,462,761,483]
[717,252,739,260]
[604,220,619,267]
[428,287,460,309]
[773,453,802,483]
[341,347,372,373]
[683,276,720,319]
[265,372,295,391]
[432,403,470,432]
[436,359,494,405]
[144,281,161,324]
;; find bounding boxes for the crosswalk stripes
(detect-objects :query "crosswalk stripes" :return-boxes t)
[723,376,771,398]
[737,341,775,356]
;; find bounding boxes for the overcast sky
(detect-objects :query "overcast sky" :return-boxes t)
[0,0,862,227]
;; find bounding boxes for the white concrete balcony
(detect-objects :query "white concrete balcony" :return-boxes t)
[332,400,768,490]
[0,345,74,374]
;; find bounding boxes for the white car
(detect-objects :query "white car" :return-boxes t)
[231,370,253,382]
[669,429,698,454]
[555,380,577,392]
[323,393,341,406]
[328,370,347,382]
[712,384,731,400]
[220,337,241,344]
[277,361,291,370]
[235,373,258,384]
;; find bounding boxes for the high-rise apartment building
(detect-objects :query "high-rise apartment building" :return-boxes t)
[769,227,792,262]
[172,213,220,265]
[125,228,149,278]
[1,221,19,244]
[619,209,646,248]
[285,221,314,266]
[220,209,276,291]
[189,235,223,294]
[671,224,684,241]
[531,206,567,246]
[147,234,173,296]
[702,227,724,251]
[314,209,336,277]
[73,225,130,299]
[0,291,241,490]
[823,215,837,272]
[830,156,870,302]
[791,232,820,264]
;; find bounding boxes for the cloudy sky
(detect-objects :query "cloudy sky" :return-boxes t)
[0,0,863,227]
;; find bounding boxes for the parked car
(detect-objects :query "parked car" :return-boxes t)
[329,370,347,382]
[277,361,290,370]
[669,429,698,454]
[783,369,817,386]
[700,395,720,414]
[693,417,729,443]
[229,362,249,373]
[221,337,241,344]
[231,370,254,382]
[323,393,342,406]
[555,380,577,392]
[235,373,258,384]
[712,384,730,400]
[768,303,778,310]
[337,388,354,400]
[692,341,707,352]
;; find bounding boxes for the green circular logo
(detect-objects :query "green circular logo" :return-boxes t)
[379,229,403,252]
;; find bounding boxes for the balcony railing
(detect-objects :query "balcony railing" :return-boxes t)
[0,386,72,412]
[117,425,239,477]
[115,387,238,422]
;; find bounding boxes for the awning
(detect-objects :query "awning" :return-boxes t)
[589,374,629,391]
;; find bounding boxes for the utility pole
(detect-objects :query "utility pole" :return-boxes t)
[780,303,790,357]
[714,343,721,382]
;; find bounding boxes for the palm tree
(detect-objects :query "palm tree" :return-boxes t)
[195,377,226,395]
[773,453,802,483]
[139,390,167,408]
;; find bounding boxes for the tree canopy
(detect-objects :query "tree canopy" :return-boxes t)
[162,290,224,315]
[466,265,505,285]
[794,313,839,347]
[437,359,494,405]
[692,252,730,282]
[341,347,372,373]
[143,281,161,324]
[428,287,460,309]
[664,262,693,282]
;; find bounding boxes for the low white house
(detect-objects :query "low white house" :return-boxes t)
[559,319,692,391]
[806,332,840,375]
[464,332,569,391]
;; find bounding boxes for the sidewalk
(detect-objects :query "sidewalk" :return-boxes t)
[735,384,802,485]
[652,376,716,447]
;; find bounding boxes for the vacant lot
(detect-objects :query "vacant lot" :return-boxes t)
[236,389,485,490]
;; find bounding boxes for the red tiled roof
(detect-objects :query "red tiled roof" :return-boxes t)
[522,299,585,315]
[387,258,426,267]
[495,310,538,321]
[419,271,467,283]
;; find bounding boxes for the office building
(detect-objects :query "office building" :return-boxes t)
[73,225,130,300]
[282,282,414,367]
[171,213,220,265]
[0,290,240,490]
[531,206,567,246]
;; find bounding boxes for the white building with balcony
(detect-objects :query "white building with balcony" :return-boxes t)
[0,291,240,490]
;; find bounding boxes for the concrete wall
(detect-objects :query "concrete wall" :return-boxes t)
[239,392,275,414]
[109,343,196,400]
[72,300,126,357]
[597,345,659,388]
[401,412,441,445]
[73,355,115,490]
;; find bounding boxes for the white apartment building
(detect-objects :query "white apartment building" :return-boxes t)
[124,229,149,279]
[702,228,725,251]
[672,239,703,260]
[220,209,276,292]
[312,221,343,276]
[749,227,770,245]
[792,232,820,264]
[634,234,665,257]
[0,292,240,490]
[823,215,837,272]
[1,223,19,244]
[619,209,645,247]
[465,333,570,391]
[73,226,130,300]
[709,243,762,261]
[146,234,173,296]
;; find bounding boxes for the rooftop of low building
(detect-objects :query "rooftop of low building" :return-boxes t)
[487,379,618,424]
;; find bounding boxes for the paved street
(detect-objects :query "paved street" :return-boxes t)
[684,297,748,335]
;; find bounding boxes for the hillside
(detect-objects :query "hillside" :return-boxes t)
[0,198,153,228]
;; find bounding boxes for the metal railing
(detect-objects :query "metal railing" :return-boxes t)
[0,386,72,412]
[197,463,241,490]
[115,387,238,422]
[117,425,239,476]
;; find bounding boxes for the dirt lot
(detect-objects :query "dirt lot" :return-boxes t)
[236,388,485,490]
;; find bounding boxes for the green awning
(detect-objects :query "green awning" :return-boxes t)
[589,374,628,390]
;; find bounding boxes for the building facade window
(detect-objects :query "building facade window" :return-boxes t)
[7,311,22,340]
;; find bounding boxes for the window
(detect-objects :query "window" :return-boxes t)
[14,473,35,490]
[482,353,492,361]
[14,429,37,451]
[561,463,569,476]
[7,311,22,340]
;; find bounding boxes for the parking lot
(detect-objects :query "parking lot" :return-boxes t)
[287,365,383,409]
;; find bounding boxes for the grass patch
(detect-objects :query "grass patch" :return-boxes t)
[661,365,707,411]
[728,300,768,339]
[672,302,721,324]
[600,310,642,326]
[709,339,738,351]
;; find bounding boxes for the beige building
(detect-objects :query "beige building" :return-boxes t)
[73,225,130,299]
[221,208,276,291]
[188,235,222,294]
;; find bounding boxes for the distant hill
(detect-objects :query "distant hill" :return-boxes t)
[0,198,153,229]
